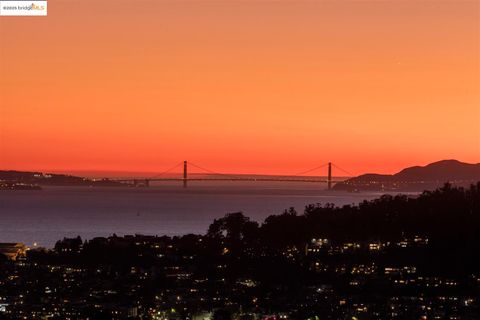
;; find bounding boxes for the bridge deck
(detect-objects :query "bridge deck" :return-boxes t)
[115,178,343,183]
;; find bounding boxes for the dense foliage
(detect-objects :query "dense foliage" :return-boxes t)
[1,183,478,319]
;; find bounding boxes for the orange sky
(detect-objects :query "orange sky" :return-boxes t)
[1,0,479,176]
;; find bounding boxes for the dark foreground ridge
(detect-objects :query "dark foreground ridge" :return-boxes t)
[1,183,479,319]
[334,160,480,192]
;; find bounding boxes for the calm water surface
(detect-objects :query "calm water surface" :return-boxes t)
[0,181,392,247]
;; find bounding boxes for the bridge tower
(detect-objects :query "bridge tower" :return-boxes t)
[327,162,332,190]
[183,161,188,188]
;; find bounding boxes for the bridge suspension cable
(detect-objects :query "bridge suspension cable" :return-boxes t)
[188,161,242,179]
[150,162,184,178]
[294,163,329,176]
[331,163,355,177]
[144,160,355,182]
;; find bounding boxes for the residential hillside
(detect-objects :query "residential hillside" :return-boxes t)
[333,160,480,191]
[0,170,122,187]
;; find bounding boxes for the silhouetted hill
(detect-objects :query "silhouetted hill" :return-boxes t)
[333,160,480,191]
[0,170,122,187]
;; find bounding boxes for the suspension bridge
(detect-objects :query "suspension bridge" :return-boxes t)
[112,161,354,189]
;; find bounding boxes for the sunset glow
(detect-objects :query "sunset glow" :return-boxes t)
[1,0,479,175]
